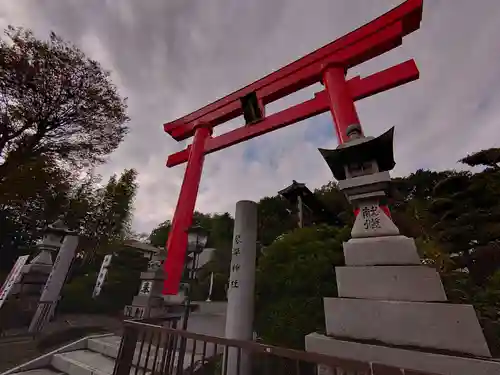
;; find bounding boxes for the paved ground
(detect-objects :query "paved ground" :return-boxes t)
[0,338,39,373]
[187,301,227,337]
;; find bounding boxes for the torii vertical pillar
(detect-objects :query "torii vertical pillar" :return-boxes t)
[323,66,363,144]
[163,124,212,295]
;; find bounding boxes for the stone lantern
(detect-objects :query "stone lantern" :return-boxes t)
[30,219,71,266]
[306,125,493,371]
[2,219,73,329]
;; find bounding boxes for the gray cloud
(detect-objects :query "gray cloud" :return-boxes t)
[1,0,500,233]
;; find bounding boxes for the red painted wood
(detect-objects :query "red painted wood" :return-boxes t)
[166,60,419,167]
[166,94,326,167]
[163,0,423,141]
[162,126,212,295]
[323,66,362,144]
[348,59,419,100]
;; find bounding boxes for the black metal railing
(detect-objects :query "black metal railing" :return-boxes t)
[113,320,436,375]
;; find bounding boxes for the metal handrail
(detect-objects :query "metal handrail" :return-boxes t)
[113,319,437,375]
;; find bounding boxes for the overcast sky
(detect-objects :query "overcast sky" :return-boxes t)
[2,0,500,234]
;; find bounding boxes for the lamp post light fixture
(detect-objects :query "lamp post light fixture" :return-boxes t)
[181,225,209,331]
[187,225,209,255]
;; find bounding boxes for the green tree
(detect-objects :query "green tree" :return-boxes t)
[149,220,171,247]
[460,148,500,170]
[75,169,138,271]
[95,168,137,243]
[389,163,500,353]
[257,196,296,247]
[59,244,148,314]
[452,149,500,285]
[0,26,128,180]
[148,211,228,249]
[428,168,500,283]
[390,169,453,239]
[314,181,352,225]
[0,156,73,273]
[255,225,349,349]
[194,213,235,300]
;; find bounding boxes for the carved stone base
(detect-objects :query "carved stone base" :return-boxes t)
[306,333,500,375]
[343,236,421,266]
[324,298,491,357]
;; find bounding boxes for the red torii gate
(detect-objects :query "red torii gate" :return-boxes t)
[162,0,423,294]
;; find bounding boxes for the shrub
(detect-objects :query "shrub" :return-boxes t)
[255,225,348,349]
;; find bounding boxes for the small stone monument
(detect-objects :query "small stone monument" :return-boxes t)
[124,252,171,319]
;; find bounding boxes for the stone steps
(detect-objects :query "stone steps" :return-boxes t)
[86,336,121,359]
[12,369,64,375]
[7,333,216,375]
[49,335,166,375]
[51,350,116,375]
[6,335,131,375]
[7,335,121,375]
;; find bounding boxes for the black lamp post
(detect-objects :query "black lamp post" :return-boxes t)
[181,225,209,331]
[176,225,208,375]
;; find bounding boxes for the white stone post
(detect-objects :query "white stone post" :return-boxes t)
[29,234,79,333]
[92,254,113,298]
[297,195,304,228]
[206,272,214,302]
[225,200,257,375]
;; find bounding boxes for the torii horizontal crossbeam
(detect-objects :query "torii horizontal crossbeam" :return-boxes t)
[166,59,419,167]
[163,0,422,142]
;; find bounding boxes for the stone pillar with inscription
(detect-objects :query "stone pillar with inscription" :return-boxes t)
[29,231,79,334]
[225,200,257,375]
[305,127,495,375]
[92,255,113,298]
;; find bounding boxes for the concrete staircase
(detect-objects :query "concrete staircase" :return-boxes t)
[2,302,228,375]
[4,334,125,375]
[4,333,223,375]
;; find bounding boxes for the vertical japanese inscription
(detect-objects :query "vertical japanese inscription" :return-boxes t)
[139,280,152,295]
[362,204,382,230]
[230,234,242,289]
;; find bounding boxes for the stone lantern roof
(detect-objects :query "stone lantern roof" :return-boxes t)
[44,219,72,235]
